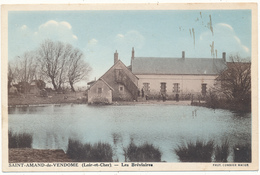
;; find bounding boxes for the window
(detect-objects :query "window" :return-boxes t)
[98,87,102,94]
[114,69,122,82]
[173,83,180,93]
[201,84,207,96]
[119,86,124,91]
[160,83,166,93]
[143,83,150,92]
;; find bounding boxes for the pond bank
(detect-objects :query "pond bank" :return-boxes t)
[9,148,72,162]
[114,100,193,106]
[8,93,195,107]
[8,92,87,106]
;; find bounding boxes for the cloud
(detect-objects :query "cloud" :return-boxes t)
[9,20,79,61]
[217,23,233,31]
[60,21,72,29]
[38,20,71,30]
[116,34,124,38]
[88,38,98,45]
[199,23,250,58]
[115,30,145,49]
[36,20,77,43]
[21,25,28,30]
[242,45,249,53]
[73,35,78,40]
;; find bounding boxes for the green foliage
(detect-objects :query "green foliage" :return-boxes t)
[8,131,33,148]
[175,140,214,162]
[124,140,161,162]
[66,139,113,162]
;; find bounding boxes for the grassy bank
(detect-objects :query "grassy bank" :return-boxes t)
[8,134,251,163]
[8,92,87,106]
[8,131,33,148]
[66,139,113,162]
[174,139,251,163]
[123,140,162,162]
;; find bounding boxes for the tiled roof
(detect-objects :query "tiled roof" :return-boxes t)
[132,57,227,75]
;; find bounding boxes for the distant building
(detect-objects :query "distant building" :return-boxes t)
[30,81,41,95]
[88,49,227,103]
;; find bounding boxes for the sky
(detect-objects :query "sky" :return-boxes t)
[8,10,251,82]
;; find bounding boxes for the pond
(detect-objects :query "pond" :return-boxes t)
[8,104,251,162]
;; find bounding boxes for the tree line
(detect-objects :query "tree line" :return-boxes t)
[8,40,92,92]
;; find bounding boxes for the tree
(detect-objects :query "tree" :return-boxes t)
[67,48,92,92]
[9,52,38,84]
[37,39,91,91]
[216,55,251,110]
[8,63,15,89]
[31,80,46,90]
[38,40,72,91]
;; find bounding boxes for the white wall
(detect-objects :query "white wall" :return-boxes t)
[136,74,217,96]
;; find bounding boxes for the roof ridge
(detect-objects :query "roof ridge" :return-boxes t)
[134,57,224,60]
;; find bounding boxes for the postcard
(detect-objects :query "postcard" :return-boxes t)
[1,3,258,172]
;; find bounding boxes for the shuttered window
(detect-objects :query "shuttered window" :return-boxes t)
[160,83,166,93]
[201,84,207,96]
[173,83,180,93]
[143,83,150,92]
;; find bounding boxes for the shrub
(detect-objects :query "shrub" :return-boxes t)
[66,139,113,162]
[175,140,214,162]
[88,142,113,162]
[124,140,161,162]
[205,90,220,109]
[215,139,230,162]
[91,97,110,105]
[233,144,251,162]
[8,131,33,148]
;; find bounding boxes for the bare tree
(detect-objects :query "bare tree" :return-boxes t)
[37,40,91,91]
[9,51,38,84]
[38,40,71,91]
[67,48,92,92]
[217,55,251,107]
[8,63,15,89]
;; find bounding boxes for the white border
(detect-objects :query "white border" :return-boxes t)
[1,1,259,175]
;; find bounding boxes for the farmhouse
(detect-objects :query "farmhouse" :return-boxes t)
[87,51,139,104]
[88,48,227,103]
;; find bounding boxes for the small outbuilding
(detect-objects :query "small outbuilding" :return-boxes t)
[9,86,18,95]
[87,78,114,104]
[30,81,41,95]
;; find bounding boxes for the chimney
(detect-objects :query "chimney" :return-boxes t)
[132,47,135,60]
[114,50,118,64]
[131,47,135,65]
[182,51,185,59]
[222,52,226,62]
